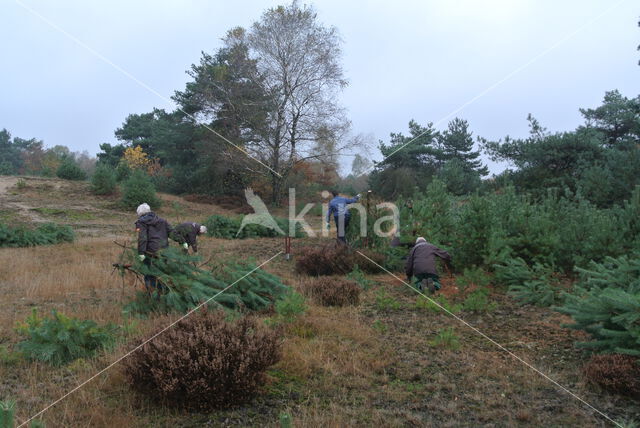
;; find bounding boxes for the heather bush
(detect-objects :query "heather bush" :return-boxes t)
[124,310,281,410]
[583,354,640,397]
[301,277,361,307]
[15,309,116,366]
[295,244,384,276]
[0,222,74,247]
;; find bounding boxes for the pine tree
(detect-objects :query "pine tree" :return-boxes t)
[439,118,489,177]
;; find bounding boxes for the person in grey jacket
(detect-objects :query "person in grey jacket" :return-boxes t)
[135,203,171,291]
[170,222,207,253]
[405,237,451,293]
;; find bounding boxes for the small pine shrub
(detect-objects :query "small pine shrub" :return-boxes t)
[295,245,384,276]
[556,254,640,355]
[121,169,160,210]
[583,354,640,397]
[124,309,281,410]
[203,214,306,239]
[301,277,361,307]
[91,164,117,195]
[0,222,74,248]
[15,309,116,366]
[375,289,403,311]
[346,265,375,290]
[56,159,87,180]
[430,327,461,350]
[372,319,387,333]
[415,294,462,314]
[456,266,491,292]
[0,400,15,428]
[462,288,497,312]
[274,291,307,323]
[495,258,558,307]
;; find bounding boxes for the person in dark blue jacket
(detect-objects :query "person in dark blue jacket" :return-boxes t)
[326,190,360,243]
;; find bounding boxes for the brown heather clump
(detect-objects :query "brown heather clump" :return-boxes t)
[301,277,361,307]
[583,354,640,397]
[295,244,385,276]
[123,309,281,410]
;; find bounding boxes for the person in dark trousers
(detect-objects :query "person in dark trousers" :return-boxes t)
[135,203,171,292]
[326,190,360,243]
[405,237,451,293]
[170,222,207,253]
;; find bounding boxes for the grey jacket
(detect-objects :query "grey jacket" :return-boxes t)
[405,241,451,277]
[136,212,171,255]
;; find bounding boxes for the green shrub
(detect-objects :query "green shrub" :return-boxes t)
[0,222,74,248]
[556,254,640,356]
[0,400,15,428]
[375,289,403,311]
[124,309,281,410]
[372,319,387,333]
[123,248,290,316]
[495,258,558,307]
[456,267,491,292]
[15,309,116,366]
[274,291,307,323]
[346,265,375,290]
[56,159,86,180]
[203,214,306,239]
[91,164,117,195]
[121,169,160,210]
[414,294,462,314]
[430,327,461,350]
[462,288,497,312]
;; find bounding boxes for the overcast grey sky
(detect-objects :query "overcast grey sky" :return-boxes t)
[1,0,638,175]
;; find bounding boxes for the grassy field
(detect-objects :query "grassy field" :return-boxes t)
[0,176,638,427]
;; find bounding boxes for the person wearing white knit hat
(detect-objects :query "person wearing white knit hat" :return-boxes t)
[405,237,451,293]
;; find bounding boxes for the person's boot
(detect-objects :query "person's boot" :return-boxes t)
[425,278,436,294]
[416,280,423,291]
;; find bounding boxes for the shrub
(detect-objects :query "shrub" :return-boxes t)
[301,277,361,307]
[123,249,290,316]
[415,294,462,314]
[121,169,160,210]
[56,159,87,180]
[556,254,640,355]
[124,310,281,410]
[295,244,384,276]
[0,222,74,248]
[583,354,640,397]
[203,214,306,239]
[273,291,307,323]
[15,309,116,366]
[375,289,403,311]
[430,327,461,350]
[456,266,491,292]
[461,288,497,312]
[346,264,375,290]
[91,164,117,195]
[495,258,558,307]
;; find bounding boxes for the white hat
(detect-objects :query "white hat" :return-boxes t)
[199,225,208,234]
[416,237,426,244]
[136,203,151,217]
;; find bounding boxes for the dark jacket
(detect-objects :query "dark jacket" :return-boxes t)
[405,241,451,277]
[171,222,201,252]
[136,212,171,256]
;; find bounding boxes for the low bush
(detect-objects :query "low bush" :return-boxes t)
[461,287,497,312]
[375,289,403,311]
[121,169,161,210]
[15,309,116,366]
[301,277,361,307]
[0,222,74,247]
[124,309,281,410]
[273,291,307,323]
[346,265,375,290]
[415,294,462,314]
[203,214,306,239]
[56,159,87,180]
[494,258,558,307]
[91,164,117,195]
[430,327,461,350]
[557,254,640,355]
[295,244,385,276]
[583,354,640,397]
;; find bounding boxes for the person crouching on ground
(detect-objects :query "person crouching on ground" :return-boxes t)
[326,190,360,244]
[171,222,207,254]
[405,237,451,293]
[135,203,171,292]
